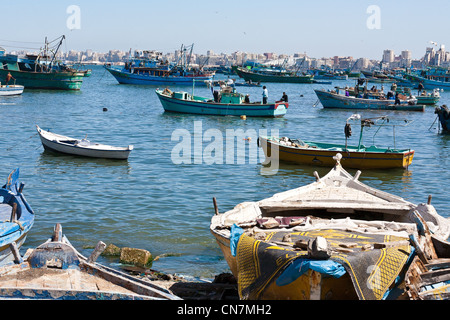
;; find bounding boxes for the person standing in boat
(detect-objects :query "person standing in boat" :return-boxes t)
[262,86,268,104]
[5,72,15,85]
[394,92,401,105]
[418,82,424,96]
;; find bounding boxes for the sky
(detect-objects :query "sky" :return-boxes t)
[2,0,450,60]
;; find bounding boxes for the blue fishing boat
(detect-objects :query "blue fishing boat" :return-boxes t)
[435,105,450,132]
[155,87,288,117]
[314,89,425,111]
[105,46,214,86]
[403,73,450,90]
[403,67,450,90]
[0,168,34,266]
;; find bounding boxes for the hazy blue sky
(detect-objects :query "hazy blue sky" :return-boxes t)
[2,0,450,60]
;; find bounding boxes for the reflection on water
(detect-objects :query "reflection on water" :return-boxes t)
[37,151,132,172]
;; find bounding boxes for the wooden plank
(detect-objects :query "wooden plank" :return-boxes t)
[413,211,438,259]
[373,240,410,249]
[421,291,450,300]
[419,269,450,287]
[425,259,450,270]
[409,234,429,264]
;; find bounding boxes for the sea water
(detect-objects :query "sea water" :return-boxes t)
[1,65,448,279]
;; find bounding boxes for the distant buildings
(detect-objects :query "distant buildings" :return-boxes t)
[6,43,450,71]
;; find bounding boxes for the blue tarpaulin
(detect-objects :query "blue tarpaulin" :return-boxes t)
[230,224,244,257]
[276,258,346,286]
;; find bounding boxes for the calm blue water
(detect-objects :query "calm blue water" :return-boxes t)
[1,66,449,279]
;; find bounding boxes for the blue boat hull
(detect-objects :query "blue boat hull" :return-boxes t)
[314,89,425,111]
[105,66,212,86]
[0,169,34,266]
[404,73,450,90]
[156,90,288,117]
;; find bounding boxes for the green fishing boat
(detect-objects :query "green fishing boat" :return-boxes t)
[0,36,84,90]
[235,66,314,83]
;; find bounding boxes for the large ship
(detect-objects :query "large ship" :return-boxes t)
[0,36,84,90]
[105,44,214,86]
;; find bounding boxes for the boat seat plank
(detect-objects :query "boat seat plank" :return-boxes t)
[426,259,450,270]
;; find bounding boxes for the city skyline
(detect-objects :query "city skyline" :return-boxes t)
[2,0,450,61]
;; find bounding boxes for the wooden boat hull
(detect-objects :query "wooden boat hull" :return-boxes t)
[210,159,450,300]
[105,65,212,86]
[0,85,24,96]
[0,224,181,300]
[155,90,288,117]
[235,67,314,83]
[0,69,83,90]
[210,229,358,300]
[36,126,133,160]
[314,89,425,111]
[259,137,414,169]
[0,169,34,266]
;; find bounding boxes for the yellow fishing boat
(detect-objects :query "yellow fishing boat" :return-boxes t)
[259,114,415,169]
[210,155,450,300]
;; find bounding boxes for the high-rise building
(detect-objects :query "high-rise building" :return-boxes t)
[401,50,411,60]
[382,49,394,63]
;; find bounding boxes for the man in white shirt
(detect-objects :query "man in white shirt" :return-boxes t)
[262,86,268,104]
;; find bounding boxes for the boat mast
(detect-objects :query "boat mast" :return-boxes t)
[48,35,65,70]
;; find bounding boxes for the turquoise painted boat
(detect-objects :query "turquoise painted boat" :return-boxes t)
[0,36,84,90]
[435,105,450,132]
[155,87,288,117]
[314,89,425,111]
[403,72,450,90]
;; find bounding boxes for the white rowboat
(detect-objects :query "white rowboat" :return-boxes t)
[36,125,133,160]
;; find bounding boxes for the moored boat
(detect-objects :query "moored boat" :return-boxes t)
[36,125,133,160]
[0,36,84,90]
[0,84,24,96]
[105,45,214,86]
[210,155,450,300]
[258,115,415,169]
[235,66,314,84]
[0,168,34,266]
[314,89,425,111]
[155,87,288,117]
[403,72,450,90]
[0,224,181,300]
